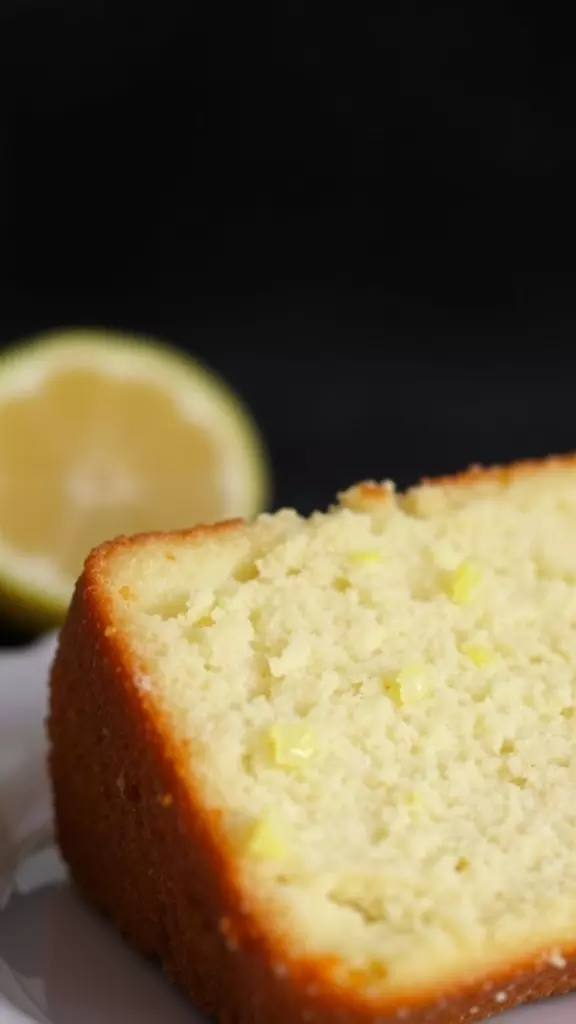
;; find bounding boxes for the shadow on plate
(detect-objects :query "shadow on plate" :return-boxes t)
[0,842,205,1023]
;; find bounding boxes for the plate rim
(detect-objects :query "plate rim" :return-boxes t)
[0,635,56,1024]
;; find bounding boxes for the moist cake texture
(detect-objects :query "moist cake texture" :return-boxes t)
[48,456,576,1023]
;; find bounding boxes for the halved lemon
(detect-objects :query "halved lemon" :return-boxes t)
[0,329,270,628]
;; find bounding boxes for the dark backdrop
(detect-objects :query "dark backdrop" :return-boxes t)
[1,9,575,641]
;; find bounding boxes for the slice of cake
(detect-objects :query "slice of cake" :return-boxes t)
[48,456,576,1023]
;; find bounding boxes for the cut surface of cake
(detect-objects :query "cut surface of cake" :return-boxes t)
[48,456,576,1023]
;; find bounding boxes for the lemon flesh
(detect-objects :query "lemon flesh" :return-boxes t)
[0,329,269,627]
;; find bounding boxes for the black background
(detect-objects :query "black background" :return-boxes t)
[1,9,576,643]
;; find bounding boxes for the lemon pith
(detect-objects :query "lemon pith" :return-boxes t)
[0,328,270,627]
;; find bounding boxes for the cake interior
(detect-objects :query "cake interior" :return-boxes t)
[103,468,576,988]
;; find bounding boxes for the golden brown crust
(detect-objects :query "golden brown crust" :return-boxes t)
[342,454,576,514]
[417,451,576,491]
[48,455,576,1023]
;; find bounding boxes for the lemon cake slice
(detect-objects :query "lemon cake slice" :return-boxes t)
[48,456,576,1023]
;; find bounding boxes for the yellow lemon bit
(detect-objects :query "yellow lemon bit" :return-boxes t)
[270,723,317,769]
[460,642,497,667]
[403,789,422,806]
[448,560,482,605]
[402,790,424,818]
[245,813,286,860]
[347,549,382,565]
[383,678,402,705]
[386,662,436,705]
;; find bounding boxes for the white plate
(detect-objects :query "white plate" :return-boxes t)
[0,637,573,1024]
